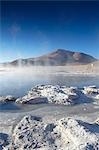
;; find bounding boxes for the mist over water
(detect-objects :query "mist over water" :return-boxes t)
[0,66,99,97]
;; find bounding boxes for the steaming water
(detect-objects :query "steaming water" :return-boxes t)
[0,67,99,139]
[0,67,99,112]
[0,67,99,97]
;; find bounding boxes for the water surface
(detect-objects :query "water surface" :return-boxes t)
[0,67,99,112]
[0,68,99,97]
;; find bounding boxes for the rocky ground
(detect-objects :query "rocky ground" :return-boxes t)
[1,84,99,105]
[0,85,99,149]
[1,115,99,150]
[16,85,79,105]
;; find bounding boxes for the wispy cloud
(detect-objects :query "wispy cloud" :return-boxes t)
[9,23,21,37]
[8,23,21,47]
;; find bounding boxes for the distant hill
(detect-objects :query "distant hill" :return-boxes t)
[2,49,98,66]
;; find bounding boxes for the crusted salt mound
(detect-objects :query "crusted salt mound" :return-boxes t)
[83,85,99,95]
[11,115,60,150]
[94,118,99,125]
[56,118,99,150]
[94,94,99,100]
[16,96,48,104]
[0,95,16,103]
[6,115,99,150]
[16,85,79,105]
[82,85,99,100]
[0,133,10,149]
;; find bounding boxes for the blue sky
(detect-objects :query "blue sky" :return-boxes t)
[0,1,99,62]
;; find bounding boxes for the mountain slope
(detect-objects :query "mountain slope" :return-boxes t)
[5,49,98,66]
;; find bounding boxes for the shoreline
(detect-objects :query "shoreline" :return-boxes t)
[0,84,99,149]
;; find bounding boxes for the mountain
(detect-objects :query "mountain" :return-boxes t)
[3,49,98,66]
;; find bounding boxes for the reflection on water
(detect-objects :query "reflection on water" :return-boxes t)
[0,67,99,113]
[0,68,99,97]
[0,102,21,111]
[50,75,99,87]
[0,102,99,115]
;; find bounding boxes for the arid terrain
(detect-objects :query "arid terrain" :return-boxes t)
[0,63,99,149]
[0,51,99,149]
